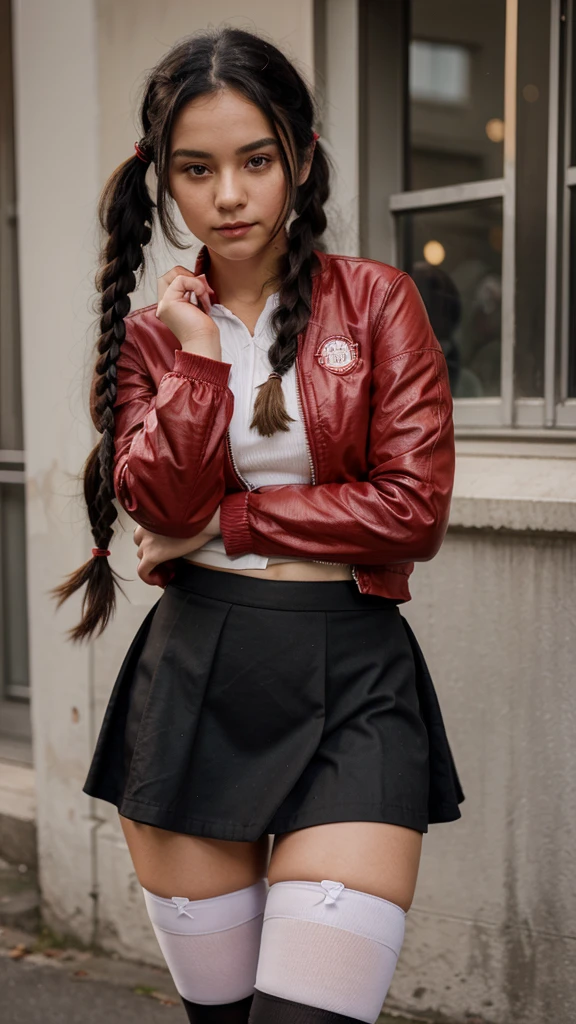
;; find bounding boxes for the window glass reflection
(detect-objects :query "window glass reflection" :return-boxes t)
[400,201,503,397]
[571,10,576,168]
[0,483,30,697]
[410,41,471,106]
[408,0,506,190]
[514,0,549,397]
[569,192,576,398]
[569,12,576,396]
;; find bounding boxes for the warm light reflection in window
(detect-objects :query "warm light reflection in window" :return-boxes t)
[423,240,446,265]
[522,84,540,103]
[485,118,505,143]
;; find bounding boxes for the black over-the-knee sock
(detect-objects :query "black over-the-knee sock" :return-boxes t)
[248,989,364,1023]
[181,993,254,1022]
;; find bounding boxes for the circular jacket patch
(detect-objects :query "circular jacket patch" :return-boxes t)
[315,335,359,375]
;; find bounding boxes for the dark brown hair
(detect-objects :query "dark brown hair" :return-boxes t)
[50,26,330,643]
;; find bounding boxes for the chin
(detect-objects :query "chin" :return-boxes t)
[206,233,272,261]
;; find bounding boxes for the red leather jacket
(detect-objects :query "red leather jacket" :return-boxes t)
[91,247,455,602]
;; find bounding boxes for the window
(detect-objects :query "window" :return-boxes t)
[409,40,472,107]
[359,0,576,433]
[0,0,31,759]
[563,0,576,410]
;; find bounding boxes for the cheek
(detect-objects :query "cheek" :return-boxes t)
[256,167,289,218]
[171,181,209,231]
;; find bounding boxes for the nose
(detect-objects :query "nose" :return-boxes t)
[214,168,247,213]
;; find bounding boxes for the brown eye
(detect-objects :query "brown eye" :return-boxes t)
[247,155,271,170]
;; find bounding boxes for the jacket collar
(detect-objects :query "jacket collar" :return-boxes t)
[193,245,219,303]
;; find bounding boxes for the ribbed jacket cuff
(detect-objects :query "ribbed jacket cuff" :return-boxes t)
[173,349,231,387]
[220,491,253,555]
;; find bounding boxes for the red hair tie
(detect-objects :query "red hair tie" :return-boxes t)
[313,131,320,142]
[134,141,150,164]
[92,548,111,558]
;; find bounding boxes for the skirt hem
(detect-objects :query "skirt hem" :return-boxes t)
[83,783,461,840]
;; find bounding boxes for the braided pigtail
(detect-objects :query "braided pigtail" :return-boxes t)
[49,146,154,642]
[50,27,334,639]
[250,137,330,437]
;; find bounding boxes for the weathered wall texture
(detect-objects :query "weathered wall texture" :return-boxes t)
[13,0,101,944]
[392,530,576,1024]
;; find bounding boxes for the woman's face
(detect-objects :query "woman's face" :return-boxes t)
[168,87,312,261]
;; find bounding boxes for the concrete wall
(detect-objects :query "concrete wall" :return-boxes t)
[393,529,576,1024]
[13,0,101,945]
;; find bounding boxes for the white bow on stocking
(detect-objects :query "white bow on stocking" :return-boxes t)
[317,879,345,905]
[171,896,195,919]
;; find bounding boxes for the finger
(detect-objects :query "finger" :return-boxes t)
[133,526,143,546]
[159,265,195,284]
[137,556,166,587]
[162,274,212,308]
[194,274,215,314]
[157,265,195,303]
[197,273,215,296]
[158,267,214,292]
[136,557,153,585]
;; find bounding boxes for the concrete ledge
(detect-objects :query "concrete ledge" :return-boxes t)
[0,762,37,869]
[450,441,576,534]
[0,858,40,931]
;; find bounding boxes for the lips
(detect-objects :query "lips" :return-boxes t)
[215,222,255,237]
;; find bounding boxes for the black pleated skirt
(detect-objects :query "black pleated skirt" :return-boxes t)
[83,559,464,839]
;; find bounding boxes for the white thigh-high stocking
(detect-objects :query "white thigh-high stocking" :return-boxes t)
[142,878,268,1021]
[249,879,406,1024]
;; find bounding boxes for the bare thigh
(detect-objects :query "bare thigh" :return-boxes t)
[119,815,270,900]
[268,821,423,913]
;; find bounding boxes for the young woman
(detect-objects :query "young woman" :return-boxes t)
[52,26,464,1024]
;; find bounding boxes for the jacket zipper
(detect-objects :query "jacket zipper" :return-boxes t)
[295,350,362,591]
[294,352,316,486]
[226,429,254,491]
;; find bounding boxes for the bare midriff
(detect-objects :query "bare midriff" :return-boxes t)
[183,557,353,582]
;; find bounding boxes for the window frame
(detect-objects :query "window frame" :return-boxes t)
[358,0,576,437]
[557,0,576,425]
[0,0,30,708]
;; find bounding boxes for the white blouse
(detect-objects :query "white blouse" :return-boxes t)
[187,291,316,570]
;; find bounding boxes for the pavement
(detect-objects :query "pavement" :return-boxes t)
[1,949,177,1023]
[0,911,418,1024]
[0,850,424,1024]
[0,925,419,1023]
[0,919,204,1022]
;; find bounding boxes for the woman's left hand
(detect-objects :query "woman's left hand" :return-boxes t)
[133,508,221,586]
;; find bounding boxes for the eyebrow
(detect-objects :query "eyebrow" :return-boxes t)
[171,137,278,160]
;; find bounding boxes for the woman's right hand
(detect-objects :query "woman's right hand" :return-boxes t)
[133,523,217,587]
[156,265,222,360]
